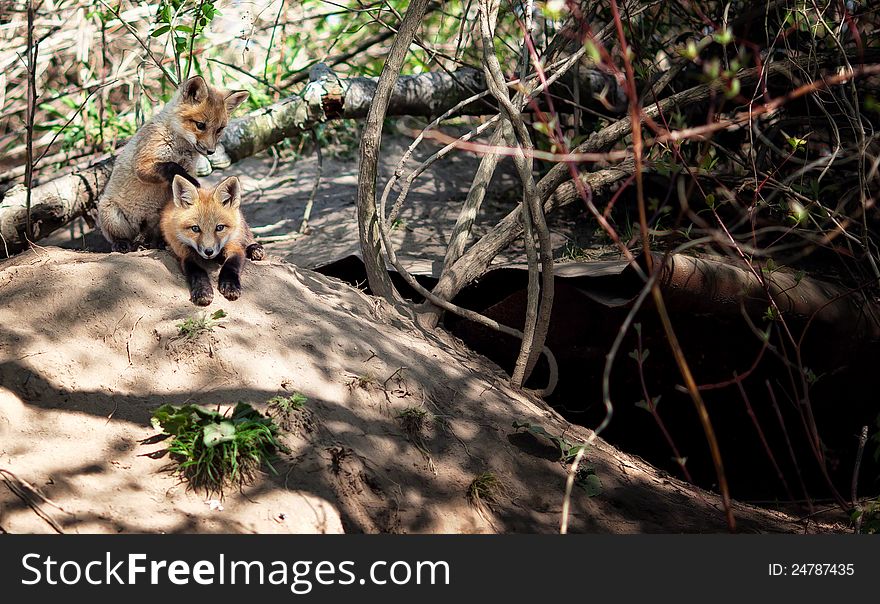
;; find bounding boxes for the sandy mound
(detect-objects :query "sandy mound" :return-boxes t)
[0,247,834,533]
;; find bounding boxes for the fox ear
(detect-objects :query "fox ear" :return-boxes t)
[214,176,241,209]
[224,90,249,113]
[181,76,208,104]
[172,175,198,208]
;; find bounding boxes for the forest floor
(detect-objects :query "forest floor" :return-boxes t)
[0,136,844,533]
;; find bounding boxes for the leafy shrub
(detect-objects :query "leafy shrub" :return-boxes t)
[150,402,287,494]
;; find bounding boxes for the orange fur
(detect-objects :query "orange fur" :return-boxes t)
[97,76,248,252]
[161,176,263,306]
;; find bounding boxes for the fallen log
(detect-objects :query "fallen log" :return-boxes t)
[656,253,880,340]
[0,51,632,258]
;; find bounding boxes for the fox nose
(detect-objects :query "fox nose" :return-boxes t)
[203,248,215,257]
[205,147,215,155]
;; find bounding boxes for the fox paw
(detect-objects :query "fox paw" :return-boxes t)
[190,284,214,306]
[111,240,134,253]
[246,243,265,261]
[218,276,241,301]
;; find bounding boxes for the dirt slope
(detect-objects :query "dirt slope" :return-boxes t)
[0,247,836,533]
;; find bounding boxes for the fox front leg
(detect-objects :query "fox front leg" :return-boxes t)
[155,162,200,188]
[218,244,245,301]
[242,223,264,261]
[182,256,214,306]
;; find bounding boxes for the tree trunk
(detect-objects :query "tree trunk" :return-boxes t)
[355,0,433,303]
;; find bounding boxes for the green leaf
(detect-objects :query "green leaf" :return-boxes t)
[584,40,602,64]
[714,29,733,45]
[562,444,586,462]
[151,25,171,37]
[203,421,236,447]
[725,77,741,99]
[513,421,586,462]
[576,469,602,497]
[151,403,196,435]
[151,403,222,435]
[541,0,567,20]
[210,309,227,320]
[786,135,808,151]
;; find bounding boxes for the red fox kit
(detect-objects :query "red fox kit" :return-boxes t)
[161,175,264,306]
[97,75,249,252]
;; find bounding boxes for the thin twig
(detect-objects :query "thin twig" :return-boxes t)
[0,469,67,534]
[852,425,868,533]
[24,1,37,243]
[299,129,323,234]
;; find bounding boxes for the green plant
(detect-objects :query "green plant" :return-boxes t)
[512,421,585,462]
[467,471,507,509]
[267,393,307,413]
[575,465,602,497]
[314,120,361,160]
[558,242,591,263]
[175,309,227,340]
[512,421,601,497]
[37,93,138,153]
[853,499,880,534]
[152,0,220,79]
[267,392,308,432]
[150,402,287,494]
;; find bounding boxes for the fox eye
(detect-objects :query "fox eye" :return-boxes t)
[217,126,225,135]
[216,225,225,232]
[195,121,206,131]
[191,225,201,233]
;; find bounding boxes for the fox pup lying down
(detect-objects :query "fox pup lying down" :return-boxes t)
[161,175,264,306]
[98,75,249,252]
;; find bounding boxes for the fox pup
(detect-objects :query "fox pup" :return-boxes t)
[161,175,264,306]
[97,75,249,252]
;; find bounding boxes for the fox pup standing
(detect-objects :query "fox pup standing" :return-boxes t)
[161,175,264,306]
[97,75,249,252]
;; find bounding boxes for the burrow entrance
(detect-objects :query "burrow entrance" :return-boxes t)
[317,255,880,506]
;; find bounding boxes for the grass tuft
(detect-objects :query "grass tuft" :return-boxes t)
[397,407,428,440]
[175,309,227,340]
[467,471,507,509]
[267,393,307,413]
[267,393,309,432]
